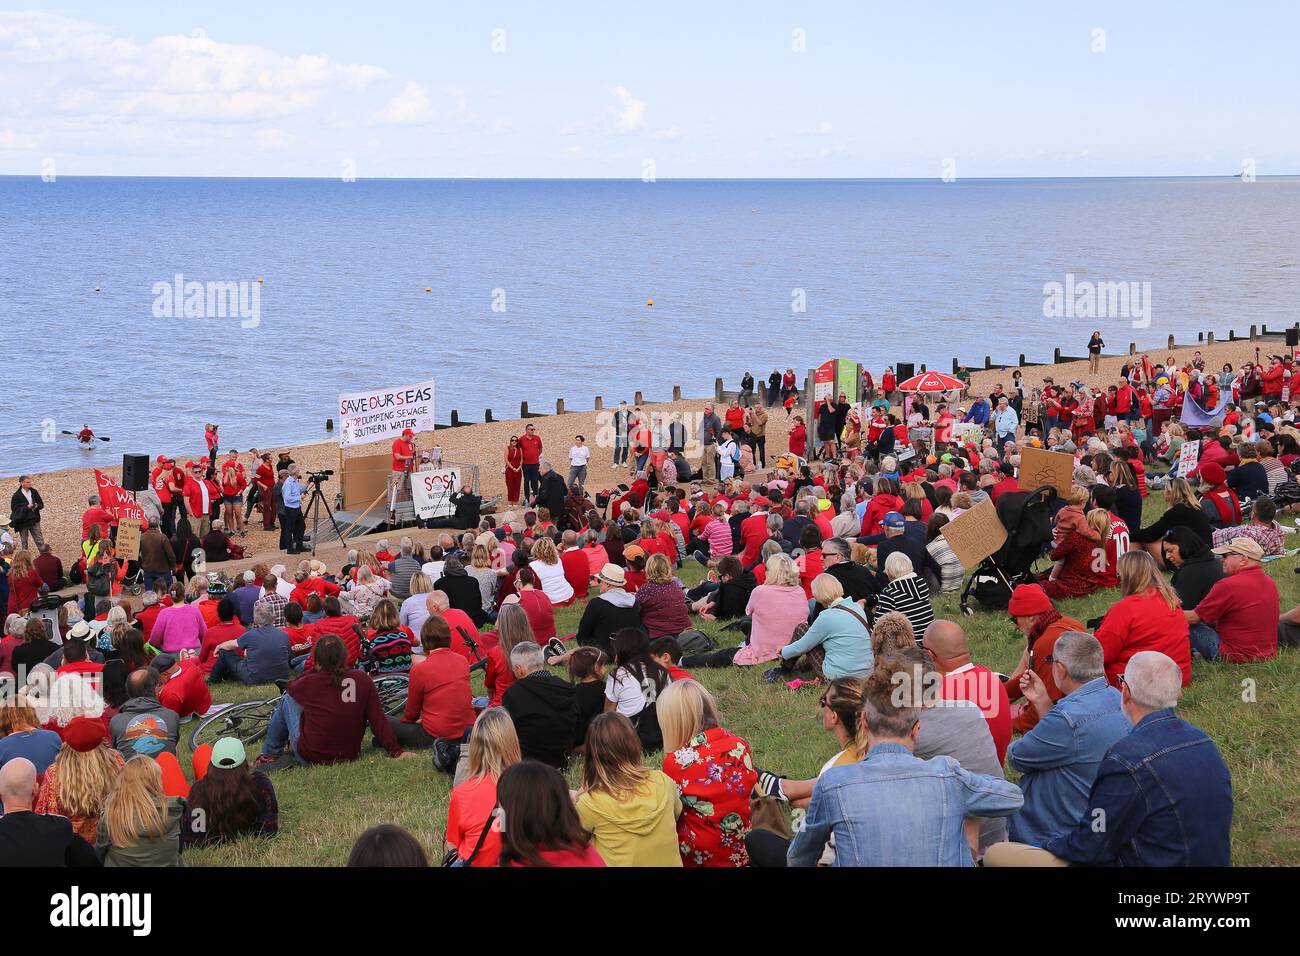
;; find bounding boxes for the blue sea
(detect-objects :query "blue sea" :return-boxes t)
[3,176,1298,474]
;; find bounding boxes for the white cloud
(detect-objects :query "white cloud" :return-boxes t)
[375,81,435,125]
[610,85,645,133]
[798,120,834,136]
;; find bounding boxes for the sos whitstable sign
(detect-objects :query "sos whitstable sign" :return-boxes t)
[338,380,436,448]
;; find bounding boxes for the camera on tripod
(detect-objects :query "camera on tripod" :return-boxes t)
[306,469,334,484]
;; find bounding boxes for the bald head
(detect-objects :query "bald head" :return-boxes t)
[0,757,37,811]
[426,590,450,613]
[921,619,971,673]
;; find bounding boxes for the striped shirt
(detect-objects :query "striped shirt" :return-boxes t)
[874,573,935,636]
[702,519,734,557]
[1262,459,1288,495]
[926,537,966,592]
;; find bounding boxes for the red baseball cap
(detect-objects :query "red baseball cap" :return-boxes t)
[402,428,415,437]
[63,715,106,753]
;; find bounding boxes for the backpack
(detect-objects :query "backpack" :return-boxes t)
[676,629,716,654]
[86,560,112,598]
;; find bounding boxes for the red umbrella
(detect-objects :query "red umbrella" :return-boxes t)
[896,370,965,392]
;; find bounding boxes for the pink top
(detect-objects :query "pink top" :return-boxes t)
[734,585,808,666]
[581,544,610,578]
[151,602,207,653]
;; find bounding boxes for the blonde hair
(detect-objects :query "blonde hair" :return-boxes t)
[471,544,491,569]
[656,680,721,753]
[1085,508,1112,540]
[530,537,559,566]
[103,757,168,849]
[644,552,674,585]
[1117,550,1180,610]
[1067,486,1091,508]
[764,552,801,588]
[407,571,431,595]
[467,707,521,779]
[1164,477,1200,510]
[810,572,844,606]
[54,743,123,819]
[0,696,40,735]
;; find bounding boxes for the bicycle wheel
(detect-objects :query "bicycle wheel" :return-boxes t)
[189,697,281,751]
[373,674,410,717]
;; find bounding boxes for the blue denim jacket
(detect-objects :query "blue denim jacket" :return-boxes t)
[1006,677,1130,846]
[787,742,1024,867]
[1044,709,1233,866]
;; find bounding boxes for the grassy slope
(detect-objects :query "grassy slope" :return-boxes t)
[185,495,1300,866]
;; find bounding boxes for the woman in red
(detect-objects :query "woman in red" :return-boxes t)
[497,761,606,867]
[503,436,524,505]
[7,551,44,615]
[881,367,896,402]
[254,452,277,530]
[1041,508,1107,599]
[859,477,903,537]
[658,680,757,867]
[1095,551,1191,688]
[788,415,807,458]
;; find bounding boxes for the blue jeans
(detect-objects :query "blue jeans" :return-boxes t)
[614,441,628,466]
[208,649,254,684]
[261,693,308,764]
[1189,623,1220,660]
[143,570,173,593]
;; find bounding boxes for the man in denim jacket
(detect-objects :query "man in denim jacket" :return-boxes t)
[1005,632,1131,846]
[987,650,1232,866]
[787,661,1023,867]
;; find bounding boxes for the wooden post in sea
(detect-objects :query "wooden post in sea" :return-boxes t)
[714,378,724,402]
[984,355,992,370]
[1207,332,1214,345]
[673,385,682,401]
[556,398,565,415]
[1019,353,1026,367]
[485,409,494,423]
[952,357,960,374]
[1167,335,1175,350]
[635,391,644,405]
[1129,342,1136,355]
[520,401,529,418]
[594,396,603,410]
[1250,325,1258,340]
[1054,347,1062,363]
[451,409,460,427]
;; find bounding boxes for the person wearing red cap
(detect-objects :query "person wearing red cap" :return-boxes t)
[151,455,179,536]
[1195,462,1242,529]
[1001,583,1086,733]
[219,449,249,537]
[34,716,126,844]
[518,424,544,501]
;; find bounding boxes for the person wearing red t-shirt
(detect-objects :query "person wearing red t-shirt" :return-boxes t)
[881,367,896,400]
[388,428,417,516]
[739,504,771,566]
[1095,552,1191,689]
[1187,537,1279,663]
[151,455,179,536]
[559,534,592,601]
[157,656,212,719]
[134,594,165,643]
[81,498,116,542]
[393,615,475,750]
[219,450,248,536]
[302,598,363,670]
[199,599,246,675]
[988,462,1020,502]
[924,620,1012,766]
[509,576,557,646]
[518,424,544,502]
[253,452,277,531]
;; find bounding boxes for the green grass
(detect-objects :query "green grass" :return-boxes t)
[185,497,1300,866]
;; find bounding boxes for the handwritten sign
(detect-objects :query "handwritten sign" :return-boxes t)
[338,379,436,449]
[1019,446,1075,494]
[116,517,142,561]
[410,468,463,520]
[1176,439,1201,478]
[940,499,1007,570]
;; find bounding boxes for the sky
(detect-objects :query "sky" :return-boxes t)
[1,1,1297,178]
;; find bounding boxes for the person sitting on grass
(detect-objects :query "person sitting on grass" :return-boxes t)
[0,757,99,867]
[689,555,756,622]
[35,716,125,844]
[1004,632,1129,848]
[999,583,1086,734]
[444,707,520,867]
[347,824,428,867]
[255,634,417,769]
[110,668,181,758]
[770,573,873,682]
[555,564,641,662]
[359,598,415,676]
[786,659,1023,867]
[495,760,606,867]
[182,736,278,848]
[657,679,757,867]
[575,712,682,868]
[206,602,290,687]
[984,651,1232,867]
[1209,496,1285,557]
[392,615,475,752]
[483,603,534,707]
[1095,551,1191,689]
[748,676,866,866]
[502,641,578,770]
[95,755,184,867]
[683,553,808,671]
[1185,536,1280,663]
[634,553,691,639]
[872,552,934,637]
[649,636,694,683]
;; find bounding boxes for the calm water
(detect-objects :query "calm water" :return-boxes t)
[3,176,1298,474]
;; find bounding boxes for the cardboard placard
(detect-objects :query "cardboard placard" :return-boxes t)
[940,499,1007,569]
[1019,446,1075,494]
[410,468,463,520]
[116,517,142,561]
[1176,439,1201,478]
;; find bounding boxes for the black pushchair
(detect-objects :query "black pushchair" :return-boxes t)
[959,486,1058,615]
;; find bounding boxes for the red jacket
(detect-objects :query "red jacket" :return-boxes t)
[1263,364,1286,395]
[290,577,341,608]
[81,506,116,541]
[7,569,44,615]
[860,495,903,537]
[560,548,591,601]
[303,614,362,669]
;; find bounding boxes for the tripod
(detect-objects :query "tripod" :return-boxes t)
[305,476,348,556]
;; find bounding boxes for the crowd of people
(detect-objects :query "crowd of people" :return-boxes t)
[1,345,1295,867]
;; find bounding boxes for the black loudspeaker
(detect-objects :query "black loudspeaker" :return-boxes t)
[1287,327,1298,348]
[896,362,915,381]
[121,454,149,492]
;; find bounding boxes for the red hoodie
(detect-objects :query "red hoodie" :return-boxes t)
[303,614,362,670]
[860,495,903,537]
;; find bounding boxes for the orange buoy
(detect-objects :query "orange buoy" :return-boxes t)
[646,298,654,307]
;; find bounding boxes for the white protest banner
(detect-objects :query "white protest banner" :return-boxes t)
[1176,439,1201,478]
[410,468,462,520]
[338,380,435,449]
